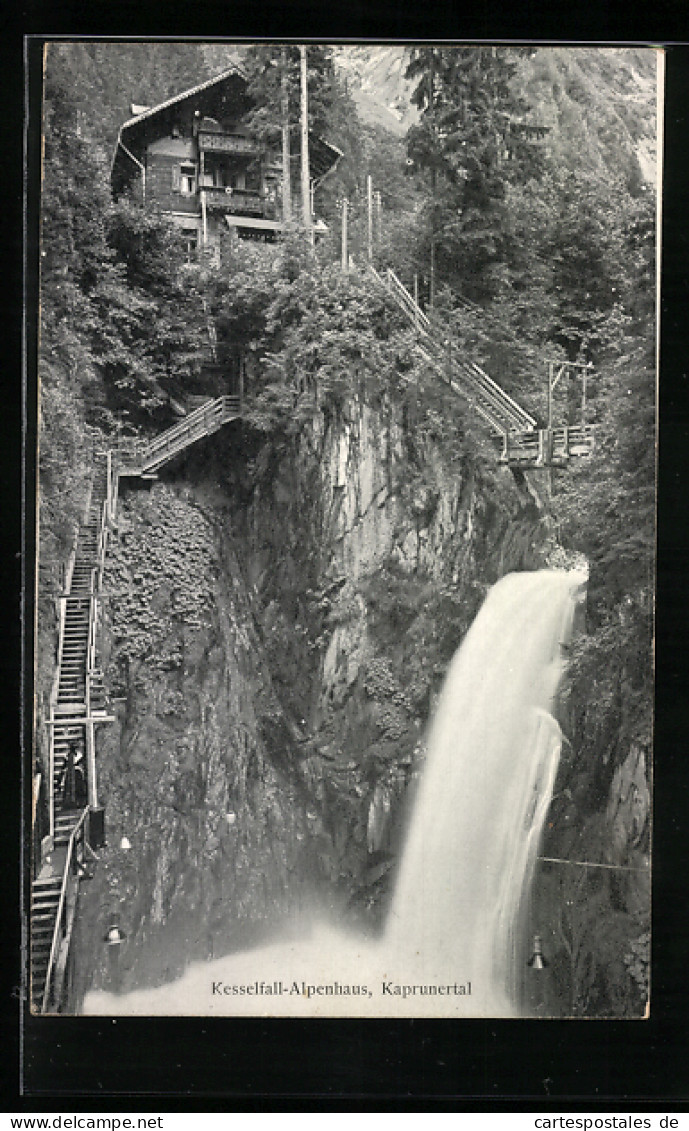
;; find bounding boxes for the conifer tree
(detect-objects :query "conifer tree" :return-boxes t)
[405,46,546,299]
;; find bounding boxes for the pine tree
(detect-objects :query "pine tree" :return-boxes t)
[404,47,546,300]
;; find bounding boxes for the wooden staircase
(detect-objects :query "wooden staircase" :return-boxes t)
[33,395,240,1009]
[371,266,594,467]
[30,875,64,1009]
[117,395,241,478]
[31,459,113,1012]
[372,266,537,435]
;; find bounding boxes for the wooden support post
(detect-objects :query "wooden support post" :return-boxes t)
[341,198,348,273]
[367,174,373,262]
[299,45,312,242]
[280,46,292,226]
[547,362,553,431]
[200,150,208,247]
[85,718,98,810]
[375,190,382,249]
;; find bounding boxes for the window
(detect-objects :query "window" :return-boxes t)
[245,163,261,193]
[181,230,198,263]
[179,163,196,195]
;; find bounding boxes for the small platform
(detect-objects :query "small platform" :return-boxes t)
[499,425,595,468]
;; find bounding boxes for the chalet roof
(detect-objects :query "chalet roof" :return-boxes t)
[118,63,248,136]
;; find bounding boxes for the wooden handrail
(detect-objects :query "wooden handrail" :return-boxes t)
[386,269,431,332]
[498,424,595,466]
[40,806,88,1013]
[117,395,241,475]
[371,264,537,434]
[47,592,68,844]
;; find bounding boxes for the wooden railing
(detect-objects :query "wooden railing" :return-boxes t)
[499,424,595,466]
[40,806,89,1013]
[381,267,431,333]
[46,594,69,846]
[118,395,242,476]
[197,132,262,156]
[373,267,537,435]
[202,187,270,217]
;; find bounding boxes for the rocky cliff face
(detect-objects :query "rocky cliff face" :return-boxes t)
[70,390,649,1017]
[72,393,550,1000]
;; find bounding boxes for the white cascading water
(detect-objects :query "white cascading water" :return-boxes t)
[386,568,586,1013]
[84,569,586,1017]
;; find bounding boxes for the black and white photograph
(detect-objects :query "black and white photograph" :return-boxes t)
[29,41,658,1021]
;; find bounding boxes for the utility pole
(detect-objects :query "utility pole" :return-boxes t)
[375,190,382,250]
[367,174,373,262]
[429,48,437,309]
[280,46,292,226]
[299,45,313,242]
[341,198,348,272]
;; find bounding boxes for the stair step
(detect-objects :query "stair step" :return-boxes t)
[33,933,54,949]
[32,918,57,932]
[32,925,56,939]
[32,876,63,889]
[32,897,61,911]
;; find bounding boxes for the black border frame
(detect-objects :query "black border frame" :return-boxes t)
[8,26,689,1109]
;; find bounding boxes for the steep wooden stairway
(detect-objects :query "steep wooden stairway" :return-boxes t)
[117,394,242,478]
[371,266,594,467]
[31,460,112,1012]
[33,394,243,1009]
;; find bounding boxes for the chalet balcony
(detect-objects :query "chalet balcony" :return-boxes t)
[201,185,278,219]
[197,130,262,156]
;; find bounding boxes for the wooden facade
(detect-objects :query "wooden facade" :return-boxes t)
[111,65,341,250]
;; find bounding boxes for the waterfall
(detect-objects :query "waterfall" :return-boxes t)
[386,569,586,1013]
[83,569,586,1017]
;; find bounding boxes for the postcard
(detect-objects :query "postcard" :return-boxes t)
[29,41,658,1019]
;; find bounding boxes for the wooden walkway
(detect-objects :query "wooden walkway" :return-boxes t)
[370,266,594,468]
[32,396,243,1011]
[117,395,241,477]
[32,460,113,1012]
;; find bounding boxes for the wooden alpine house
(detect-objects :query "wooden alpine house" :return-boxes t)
[111,64,342,252]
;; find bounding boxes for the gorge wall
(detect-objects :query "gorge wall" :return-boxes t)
[68,391,649,1018]
[71,393,556,1002]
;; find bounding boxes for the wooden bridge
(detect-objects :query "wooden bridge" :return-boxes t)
[370,266,595,469]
